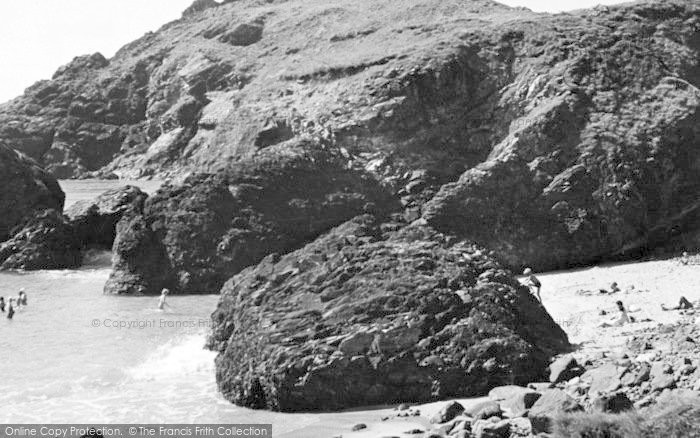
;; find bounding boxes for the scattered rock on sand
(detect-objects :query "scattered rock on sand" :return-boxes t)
[549,355,585,383]
[430,401,464,424]
[528,389,584,434]
[471,418,511,438]
[591,392,634,413]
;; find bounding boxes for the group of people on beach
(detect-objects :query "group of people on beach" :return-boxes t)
[519,260,697,331]
[1,289,28,319]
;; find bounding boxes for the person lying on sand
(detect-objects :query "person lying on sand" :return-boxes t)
[522,267,542,302]
[157,288,170,310]
[661,296,694,311]
[599,282,621,294]
[598,300,630,327]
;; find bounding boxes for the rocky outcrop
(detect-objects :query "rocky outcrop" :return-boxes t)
[0,209,82,270]
[105,141,396,294]
[207,215,569,411]
[182,0,220,17]
[0,141,64,242]
[66,185,147,249]
[420,2,700,270]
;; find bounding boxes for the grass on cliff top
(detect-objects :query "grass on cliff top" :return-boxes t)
[553,402,700,438]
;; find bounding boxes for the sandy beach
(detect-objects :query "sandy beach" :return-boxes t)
[282,257,699,438]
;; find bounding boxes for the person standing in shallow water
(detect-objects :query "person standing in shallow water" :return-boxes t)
[157,288,170,310]
[523,267,542,302]
[7,298,14,319]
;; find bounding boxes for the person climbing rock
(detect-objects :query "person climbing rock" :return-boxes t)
[522,267,541,302]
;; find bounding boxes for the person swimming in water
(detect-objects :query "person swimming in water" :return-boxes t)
[18,290,27,306]
[157,288,170,310]
[522,267,542,302]
[7,298,15,319]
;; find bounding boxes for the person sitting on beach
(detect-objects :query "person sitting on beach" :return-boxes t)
[661,296,694,311]
[18,290,27,306]
[598,300,630,328]
[157,288,170,310]
[7,298,15,319]
[522,268,542,302]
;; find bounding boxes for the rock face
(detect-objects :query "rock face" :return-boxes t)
[207,216,570,411]
[421,1,700,270]
[0,209,82,270]
[105,142,396,294]
[66,185,147,248]
[0,142,64,242]
[1,0,698,269]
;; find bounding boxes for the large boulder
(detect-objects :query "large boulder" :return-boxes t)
[0,142,64,242]
[105,142,396,294]
[66,185,147,249]
[528,389,584,434]
[0,209,82,270]
[207,216,570,411]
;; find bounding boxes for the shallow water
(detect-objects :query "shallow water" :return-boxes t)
[0,180,327,435]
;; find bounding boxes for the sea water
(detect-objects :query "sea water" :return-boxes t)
[0,181,325,435]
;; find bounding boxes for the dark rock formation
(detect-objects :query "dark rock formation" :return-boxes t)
[0,209,82,270]
[207,216,569,411]
[1,0,698,269]
[182,0,220,17]
[0,141,64,242]
[0,0,697,269]
[66,185,147,249]
[105,141,396,294]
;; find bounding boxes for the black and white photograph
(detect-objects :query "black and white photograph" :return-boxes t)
[0,0,698,436]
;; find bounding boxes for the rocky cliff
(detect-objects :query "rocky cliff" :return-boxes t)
[1,0,699,270]
[105,140,395,294]
[0,141,64,242]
